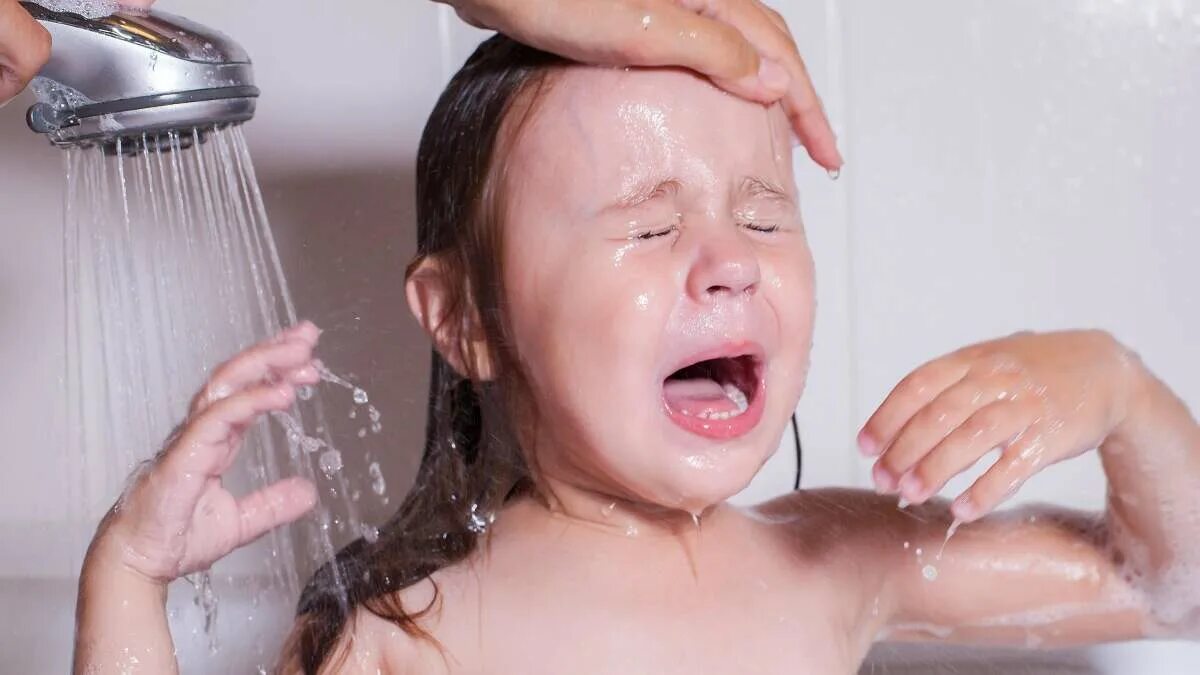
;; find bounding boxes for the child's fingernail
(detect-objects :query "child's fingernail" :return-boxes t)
[757,58,790,95]
[952,494,977,522]
[899,472,924,502]
[872,463,897,494]
[857,430,879,456]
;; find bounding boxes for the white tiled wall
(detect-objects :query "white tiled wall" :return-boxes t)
[0,1,1197,672]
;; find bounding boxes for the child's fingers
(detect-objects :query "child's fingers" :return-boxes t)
[189,333,316,416]
[235,477,318,547]
[899,398,1040,503]
[165,382,296,479]
[859,359,969,458]
[952,424,1054,522]
[283,362,321,386]
[874,373,1026,491]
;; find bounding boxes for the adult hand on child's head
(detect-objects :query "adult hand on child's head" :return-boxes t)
[0,0,156,106]
[859,330,1143,523]
[439,0,842,171]
[91,322,321,583]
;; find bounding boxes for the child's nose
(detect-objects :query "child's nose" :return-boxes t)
[686,231,761,302]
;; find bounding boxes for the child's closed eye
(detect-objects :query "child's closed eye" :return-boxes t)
[634,224,680,240]
[740,222,781,234]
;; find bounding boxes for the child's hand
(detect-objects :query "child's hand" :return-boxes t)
[89,322,322,584]
[859,330,1143,522]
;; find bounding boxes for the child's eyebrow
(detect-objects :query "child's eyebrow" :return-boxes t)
[739,176,793,203]
[603,178,683,213]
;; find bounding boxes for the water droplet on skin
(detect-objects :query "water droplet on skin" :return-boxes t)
[827,168,841,181]
[922,564,939,581]
[641,14,651,30]
[352,387,369,405]
[601,502,616,517]
[361,524,379,543]
[691,512,701,530]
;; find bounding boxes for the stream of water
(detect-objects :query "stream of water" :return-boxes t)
[60,125,385,671]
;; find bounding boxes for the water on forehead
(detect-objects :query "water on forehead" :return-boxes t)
[519,68,792,206]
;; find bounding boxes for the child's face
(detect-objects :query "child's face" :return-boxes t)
[501,67,815,513]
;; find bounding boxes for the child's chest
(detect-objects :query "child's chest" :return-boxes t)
[406,553,870,674]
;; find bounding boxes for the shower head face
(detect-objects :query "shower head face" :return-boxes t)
[21,1,259,150]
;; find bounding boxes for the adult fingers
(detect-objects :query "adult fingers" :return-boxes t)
[694,0,842,169]
[506,0,786,103]
[0,0,51,105]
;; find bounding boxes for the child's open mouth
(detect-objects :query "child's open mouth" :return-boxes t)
[661,345,766,440]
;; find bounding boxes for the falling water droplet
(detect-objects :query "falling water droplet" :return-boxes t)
[352,387,369,405]
[467,503,494,534]
[296,385,314,401]
[361,524,379,543]
[318,449,343,478]
[827,168,841,181]
[922,564,939,581]
[937,519,963,560]
[368,461,387,496]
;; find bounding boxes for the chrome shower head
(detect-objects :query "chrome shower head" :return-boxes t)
[21,1,258,153]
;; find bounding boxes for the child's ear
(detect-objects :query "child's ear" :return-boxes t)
[405,256,495,380]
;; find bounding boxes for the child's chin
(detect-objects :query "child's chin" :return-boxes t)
[669,454,766,510]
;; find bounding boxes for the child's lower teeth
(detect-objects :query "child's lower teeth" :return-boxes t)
[722,383,750,412]
[694,385,751,420]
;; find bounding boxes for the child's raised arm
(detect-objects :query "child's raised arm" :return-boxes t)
[73,323,323,674]
[857,330,1200,645]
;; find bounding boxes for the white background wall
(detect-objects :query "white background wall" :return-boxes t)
[0,0,1197,672]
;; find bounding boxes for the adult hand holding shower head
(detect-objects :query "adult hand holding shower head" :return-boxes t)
[21,0,257,153]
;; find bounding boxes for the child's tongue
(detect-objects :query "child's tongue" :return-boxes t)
[662,377,740,416]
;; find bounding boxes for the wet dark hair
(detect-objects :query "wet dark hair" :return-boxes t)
[281,35,567,673]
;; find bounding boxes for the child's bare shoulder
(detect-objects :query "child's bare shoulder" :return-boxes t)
[748,487,936,560]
